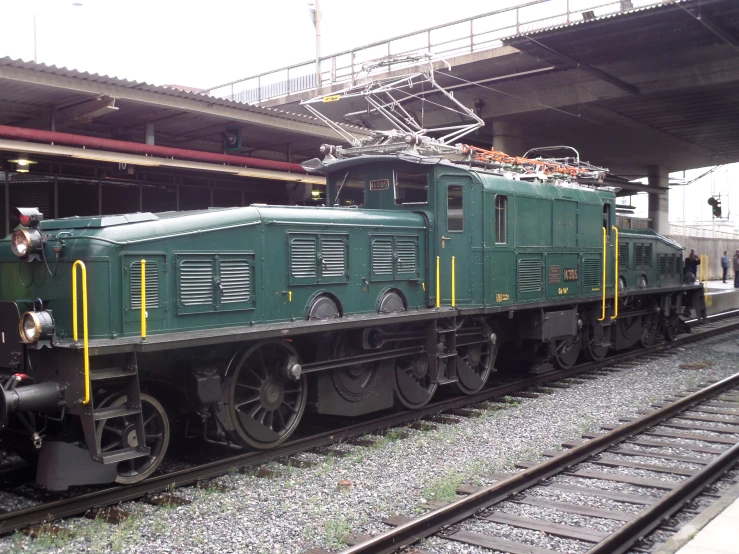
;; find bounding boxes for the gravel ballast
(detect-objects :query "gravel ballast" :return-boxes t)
[2,329,739,553]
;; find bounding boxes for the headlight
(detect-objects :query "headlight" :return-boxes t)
[19,311,55,344]
[11,228,42,258]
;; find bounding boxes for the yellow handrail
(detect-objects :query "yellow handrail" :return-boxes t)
[612,226,619,320]
[436,256,440,309]
[140,259,147,341]
[598,227,607,321]
[72,260,90,405]
[699,255,709,282]
[451,256,456,308]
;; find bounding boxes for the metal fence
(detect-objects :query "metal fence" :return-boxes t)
[207,0,668,105]
[669,224,739,239]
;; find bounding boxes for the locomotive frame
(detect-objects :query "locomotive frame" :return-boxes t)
[0,154,704,489]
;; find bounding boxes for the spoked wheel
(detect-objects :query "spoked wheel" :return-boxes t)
[552,334,581,370]
[640,313,660,347]
[584,322,610,362]
[226,341,307,449]
[330,334,380,402]
[663,315,680,342]
[394,353,438,409]
[454,319,495,395]
[96,393,170,484]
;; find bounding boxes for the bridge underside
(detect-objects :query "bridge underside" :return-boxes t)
[285,0,739,184]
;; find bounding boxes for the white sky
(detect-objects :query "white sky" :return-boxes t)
[1,0,737,227]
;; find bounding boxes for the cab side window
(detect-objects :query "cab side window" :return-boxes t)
[394,171,428,205]
[495,195,508,244]
[447,185,464,232]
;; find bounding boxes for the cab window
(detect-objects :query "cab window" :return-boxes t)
[447,185,464,232]
[495,195,507,244]
[332,169,365,207]
[394,171,428,205]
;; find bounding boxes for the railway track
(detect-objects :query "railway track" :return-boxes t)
[335,370,739,553]
[1,311,738,537]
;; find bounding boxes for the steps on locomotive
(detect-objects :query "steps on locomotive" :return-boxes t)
[88,366,138,382]
[81,353,150,465]
[431,324,459,384]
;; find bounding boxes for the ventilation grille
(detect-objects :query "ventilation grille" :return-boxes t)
[659,254,677,276]
[396,240,417,274]
[635,245,643,266]
[130,261,159,309]
[291,237,317,278]
[619,243,629,266]
[180,259,213,306]
[582,258,601,288]
[645,244,653,267]
[372,239,393,275]
[221,259,250,303]
[635,244,653,267]
[518,259,542,293]
[321,239,346,277]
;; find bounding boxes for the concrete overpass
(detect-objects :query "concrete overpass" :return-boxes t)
[211,0,739,233]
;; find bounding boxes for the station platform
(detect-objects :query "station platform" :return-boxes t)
[702,280,739,316]
[654,483,739,554]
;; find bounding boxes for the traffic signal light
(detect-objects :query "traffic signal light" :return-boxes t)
[222,127,242,153]
[708,197,722,218]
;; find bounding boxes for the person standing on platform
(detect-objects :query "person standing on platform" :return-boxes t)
[684,249,700,284]
[721,250,730,283]
[734,250,739,288]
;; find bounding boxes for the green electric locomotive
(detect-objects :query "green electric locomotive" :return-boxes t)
[0,150,703,489]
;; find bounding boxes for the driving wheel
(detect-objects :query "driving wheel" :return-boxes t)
[226,341,307,449]
[96,393,170,484]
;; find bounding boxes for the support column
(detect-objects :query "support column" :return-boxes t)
[492,121,527,156]
[647,164,669,235]
[145,123,155,146]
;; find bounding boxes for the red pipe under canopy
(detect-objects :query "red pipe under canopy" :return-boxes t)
[0,124,307,174]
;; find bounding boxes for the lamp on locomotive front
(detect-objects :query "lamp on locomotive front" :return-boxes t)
[10,207,44,259]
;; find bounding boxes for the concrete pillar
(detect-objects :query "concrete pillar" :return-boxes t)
[492,121,527,156]
[647,164,669,235]
[145,123,155,146]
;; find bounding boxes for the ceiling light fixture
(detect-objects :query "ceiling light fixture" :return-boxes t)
[8,156,37,173]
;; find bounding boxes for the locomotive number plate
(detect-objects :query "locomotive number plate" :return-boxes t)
[370,179,390,191]
[563,268,579,281]
[549,265,561,283]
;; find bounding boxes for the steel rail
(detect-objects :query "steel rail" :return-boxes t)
[340,371,739,554]
[587,442,739,553]
[0,314,737,534]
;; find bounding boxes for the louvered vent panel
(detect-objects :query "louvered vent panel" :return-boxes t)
[619,243,629,266]
[635,244,645,267]
[180,259,213,306]
[582,258,601,288]
[321,239,345,277]
[659,254,668,275]
[221,259,250,303]
[644,244,652,267]
[130,261,159,309]
[291,237,317,278]
[518,259,542,293]
[396,240,417,274]
[372,239,393,275]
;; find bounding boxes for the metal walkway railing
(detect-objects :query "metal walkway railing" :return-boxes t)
[206,0,667,105]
